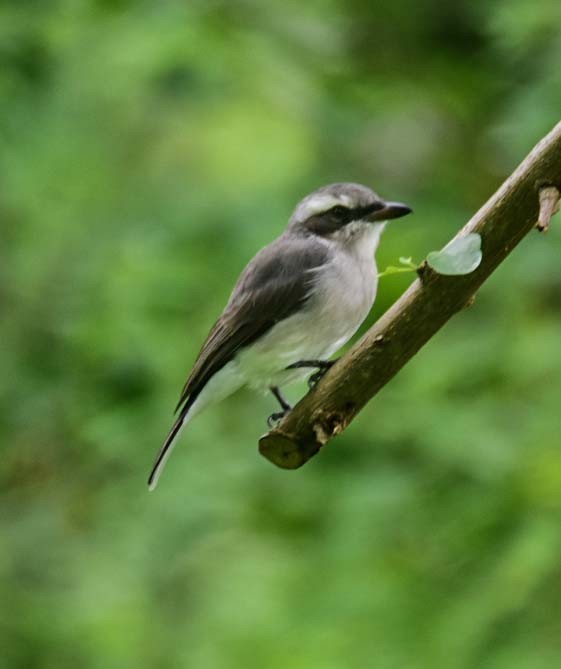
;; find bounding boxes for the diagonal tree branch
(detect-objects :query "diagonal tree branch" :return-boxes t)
[259,121,561,469]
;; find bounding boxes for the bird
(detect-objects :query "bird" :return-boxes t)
[148,183,412,490]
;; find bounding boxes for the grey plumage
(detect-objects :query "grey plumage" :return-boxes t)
[174,235,329,416]
[148,183,411,490]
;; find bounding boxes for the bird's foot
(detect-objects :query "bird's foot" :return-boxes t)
[267,410,289,429]
[307,368,328,389]
[267,386,292,428]
[286,359,337,389]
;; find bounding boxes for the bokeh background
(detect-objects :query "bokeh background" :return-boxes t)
[2,1,561,667]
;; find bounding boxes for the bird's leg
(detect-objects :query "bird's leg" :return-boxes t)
[267,386,292,428]
[272,386,292,411]
[286,358,338,389]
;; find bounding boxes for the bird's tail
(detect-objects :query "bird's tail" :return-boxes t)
[147,404,194,491]
[148,363,243,490]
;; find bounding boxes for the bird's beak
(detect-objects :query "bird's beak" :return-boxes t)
[368,201,413,222]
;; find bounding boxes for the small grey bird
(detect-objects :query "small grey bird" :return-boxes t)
[148,183,411,489]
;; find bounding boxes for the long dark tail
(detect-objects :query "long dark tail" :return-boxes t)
[148,402,194,491]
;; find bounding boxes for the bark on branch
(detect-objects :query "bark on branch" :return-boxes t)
[259,121,561,469]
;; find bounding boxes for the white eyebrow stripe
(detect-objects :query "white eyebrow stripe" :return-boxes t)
[300,193,351,219]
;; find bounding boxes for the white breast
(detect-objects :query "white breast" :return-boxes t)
[235,223,384,390]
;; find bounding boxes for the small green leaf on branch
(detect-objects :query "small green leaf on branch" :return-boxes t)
[426,233,482,276]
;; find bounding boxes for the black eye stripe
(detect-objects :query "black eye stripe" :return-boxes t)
[328,202,384,220]
[329,205,350,220]
[302,200,385,236]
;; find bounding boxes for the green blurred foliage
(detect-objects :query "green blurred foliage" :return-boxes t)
[2,1,561,667]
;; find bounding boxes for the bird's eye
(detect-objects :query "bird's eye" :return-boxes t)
[330,205,348,221]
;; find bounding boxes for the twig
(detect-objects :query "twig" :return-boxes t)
[259,121,561,469]
[536,185,560,232]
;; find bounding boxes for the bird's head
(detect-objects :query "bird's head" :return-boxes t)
[288,183,412,242]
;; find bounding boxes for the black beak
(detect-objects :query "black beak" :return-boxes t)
[368,201,412,222]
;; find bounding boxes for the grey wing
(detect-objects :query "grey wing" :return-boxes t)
[174,234,329,415]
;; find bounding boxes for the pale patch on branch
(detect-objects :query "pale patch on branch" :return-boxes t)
[536,185,560,232]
